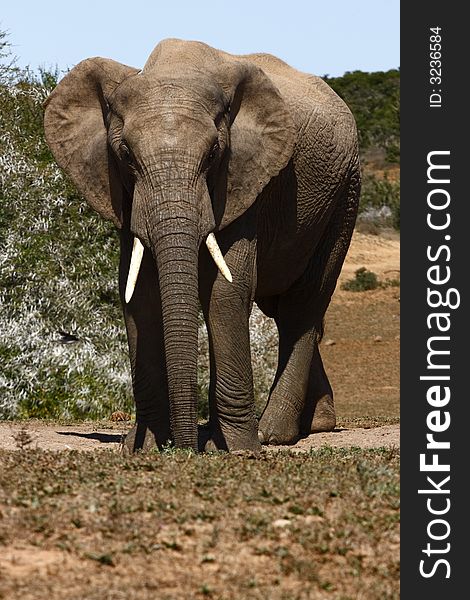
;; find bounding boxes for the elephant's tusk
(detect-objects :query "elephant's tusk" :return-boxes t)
[206,233,233,283]
[125,237,145,303]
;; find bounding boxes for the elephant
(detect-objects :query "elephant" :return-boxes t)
[44,38,360,454]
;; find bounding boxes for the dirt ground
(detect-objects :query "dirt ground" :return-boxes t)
[0,447,399,600]
[0,421,399,452]
[323,229,400,423]
[338,228,400,284]
[0,230,400,453]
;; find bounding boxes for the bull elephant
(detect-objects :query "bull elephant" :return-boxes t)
[44,38,360,453]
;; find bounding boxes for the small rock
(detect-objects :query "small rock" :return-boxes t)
[324,339,336,346]
[373,335,382,343]
[231,449,261,459]
[272,519,292,528]
[201,554,216,563]
[110,411,132,422]
[304,515,325,525]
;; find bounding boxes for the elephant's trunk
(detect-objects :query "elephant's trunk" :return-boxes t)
[145,198,200,450]
[127,155,232,450]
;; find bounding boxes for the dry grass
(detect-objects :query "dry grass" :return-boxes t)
[0,447,399,600]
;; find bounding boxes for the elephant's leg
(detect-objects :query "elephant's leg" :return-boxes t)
[119,233,170,453]
[300,345,336,434]
[259,169,360,444]
[299,169,361,435]
[259,333,335,444]
[199,239,260,453]
[258,289,319,445]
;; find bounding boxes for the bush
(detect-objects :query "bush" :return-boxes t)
[341,268,379,292]
[0,55,133,419]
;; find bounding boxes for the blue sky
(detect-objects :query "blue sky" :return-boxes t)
[2,0,399,78]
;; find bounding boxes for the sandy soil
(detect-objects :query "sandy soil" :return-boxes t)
[0,421,399,452]
[322,229,400,422]
[338,228,400,284]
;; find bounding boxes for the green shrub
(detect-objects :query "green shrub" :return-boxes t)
[0,52,133,419]
[341,268,379,292]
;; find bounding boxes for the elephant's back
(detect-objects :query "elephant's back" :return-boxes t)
[243,54,349,114]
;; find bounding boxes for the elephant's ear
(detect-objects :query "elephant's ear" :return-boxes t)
[214,59,296,229]
[44,58,138,228]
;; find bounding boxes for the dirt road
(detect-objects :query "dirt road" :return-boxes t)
[0,421,399,452]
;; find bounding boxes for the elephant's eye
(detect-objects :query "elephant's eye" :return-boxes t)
[120,141,131,161]
[208,141,219,164]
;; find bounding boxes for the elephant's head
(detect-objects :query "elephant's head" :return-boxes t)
[44,39,295,449]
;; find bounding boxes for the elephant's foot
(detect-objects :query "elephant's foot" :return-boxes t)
[198,420,261,455]
[300,394,336,435]
[311,394,336,433]
[258,402,301,445]
[121,421,170,455]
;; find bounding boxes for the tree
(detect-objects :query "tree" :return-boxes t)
[0,29,20,84]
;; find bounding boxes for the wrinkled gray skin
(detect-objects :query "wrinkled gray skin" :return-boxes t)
[44,39,360,453]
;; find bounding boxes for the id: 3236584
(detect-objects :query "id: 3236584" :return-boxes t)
[429,26,442,108]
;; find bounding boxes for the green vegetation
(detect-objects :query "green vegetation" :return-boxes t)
[0,446,400,599]
[341,268,400,292]
[325,69,400,163]
[0,34,132,419]
[341,268,379,292]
